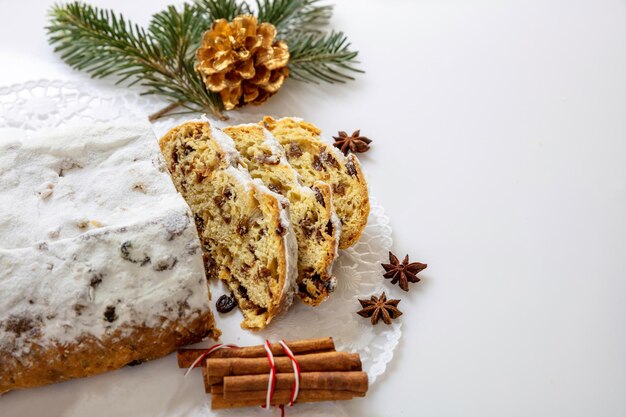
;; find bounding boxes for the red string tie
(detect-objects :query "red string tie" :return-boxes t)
[262,339,301,416]
[183,343,239,377]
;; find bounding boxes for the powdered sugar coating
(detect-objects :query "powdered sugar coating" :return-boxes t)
[0,123,212,355]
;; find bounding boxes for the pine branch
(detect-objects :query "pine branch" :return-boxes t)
[47,2,224,118]
[47,0,363,116]
[146,4,224,117]
[195,0,251,21]
[148,4,208,61]
[47,3,155,79]
[280,0,333,35]
[255,0,300,28]
[287,31,363,84]
[256,0,332,36]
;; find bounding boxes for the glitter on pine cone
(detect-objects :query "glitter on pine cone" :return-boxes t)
[195,15,290,110]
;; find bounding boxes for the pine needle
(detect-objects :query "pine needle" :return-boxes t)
[195,0,250,21]
[287,31,363,84]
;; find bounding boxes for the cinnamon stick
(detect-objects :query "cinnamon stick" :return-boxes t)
[224,388,366,401]
[201,366,211,394]
[222,371,368,394]
[177,337,335,368]
[211,389,364,409]
[206,352,361,384]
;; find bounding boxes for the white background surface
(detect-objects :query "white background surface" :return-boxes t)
[1,0,626,415]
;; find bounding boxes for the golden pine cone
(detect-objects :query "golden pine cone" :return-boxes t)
[196,15,289,110]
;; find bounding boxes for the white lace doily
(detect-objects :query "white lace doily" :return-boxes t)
[0,79,399,417]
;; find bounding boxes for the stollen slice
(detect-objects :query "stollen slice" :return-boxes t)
[261,117,369,249]
[222,124,341,306]
[159,121,297,330]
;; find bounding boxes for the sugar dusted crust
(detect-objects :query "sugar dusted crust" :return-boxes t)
[223,124,341,306]
[0,123,218,393]
[159,121,297,330]
[261,117,370,249]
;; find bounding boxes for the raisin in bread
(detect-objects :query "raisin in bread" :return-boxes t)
[159,121,297,330]
[222,124,341,306]
[261,117,369,249]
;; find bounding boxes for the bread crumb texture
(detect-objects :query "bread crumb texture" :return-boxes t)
[261,117,370,249]
[159,121,297,330]
[223,124,340,306]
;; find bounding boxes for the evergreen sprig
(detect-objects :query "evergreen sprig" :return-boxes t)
[195,0,250,22]
[48,2,224,117]
[47,0,362,119]
[255,0,332,36]
[288,31,363,84]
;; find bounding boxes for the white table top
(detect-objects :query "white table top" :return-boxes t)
[1,0,625,415]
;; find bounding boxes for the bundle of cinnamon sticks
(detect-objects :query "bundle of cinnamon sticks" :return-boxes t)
[177,337,368,410]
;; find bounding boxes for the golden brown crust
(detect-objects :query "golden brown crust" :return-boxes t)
[340,154,369,248]
[261,116,369,249]
[305,180,338,305]
[0,313,218,394]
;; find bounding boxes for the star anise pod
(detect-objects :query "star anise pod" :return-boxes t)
[357,292,402,325]
[382,251,427,292]
[332,130,372,155]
